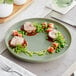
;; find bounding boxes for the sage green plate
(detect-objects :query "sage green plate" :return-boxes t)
[5,18,71,63]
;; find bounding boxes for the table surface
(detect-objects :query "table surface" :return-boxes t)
[0,0,76,76]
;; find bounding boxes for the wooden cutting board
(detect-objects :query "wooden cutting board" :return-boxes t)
[0,0,33,24]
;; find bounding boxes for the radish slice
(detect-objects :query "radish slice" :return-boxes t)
[48,23,54,29]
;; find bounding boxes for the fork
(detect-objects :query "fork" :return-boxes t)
[0,61,22,76]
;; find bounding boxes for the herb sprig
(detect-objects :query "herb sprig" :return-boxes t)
[55,32,66,53]
[13,45,47,57]
[33,23,45,33]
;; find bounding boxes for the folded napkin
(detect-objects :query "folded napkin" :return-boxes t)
[46,0,76,14]
[0,55,36,76]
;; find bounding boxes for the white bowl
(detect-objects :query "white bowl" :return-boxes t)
[14,0,27,5]
[0,4,13,18]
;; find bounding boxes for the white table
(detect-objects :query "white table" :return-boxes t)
[0,0,76,76]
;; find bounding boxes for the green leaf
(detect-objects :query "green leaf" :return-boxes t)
[5,0,13,4]
[0,0,4,4]
[18,30,26,37]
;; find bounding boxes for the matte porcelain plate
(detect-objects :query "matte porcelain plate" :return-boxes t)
[5,18,71,63]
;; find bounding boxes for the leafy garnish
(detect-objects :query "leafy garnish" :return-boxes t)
[13,45,47,57]
[33,23,45,33]
[13,45,26,54]
[18,30,26,37]
[55,32,66,53]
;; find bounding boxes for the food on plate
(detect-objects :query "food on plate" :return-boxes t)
[12,30,18,36]
[0,0,13,18]
[12,30,23,37]
[52,42,59,49]
[9,36,27,47]
[12,30,26,37]
[9,21,66,56]
[48,23,54,29]
[42,22,48,28]
[46,28,53,32]
[22,22,36,33]
[48,29,58,39]
[47,47,55,53]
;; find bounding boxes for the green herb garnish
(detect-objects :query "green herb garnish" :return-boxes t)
[18,30,26,37]
[55,32,66,53]
[13,45,26,54]
[13,45,47,57]
[33,23,45,33]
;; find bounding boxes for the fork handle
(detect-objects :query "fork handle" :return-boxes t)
[9,71,22,76]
